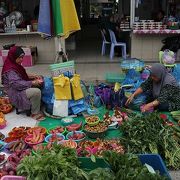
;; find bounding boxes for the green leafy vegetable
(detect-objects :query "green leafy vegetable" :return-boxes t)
[120,112,180,169]
[103,151,168,180]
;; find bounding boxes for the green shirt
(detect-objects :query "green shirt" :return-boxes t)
[140,78,180,111]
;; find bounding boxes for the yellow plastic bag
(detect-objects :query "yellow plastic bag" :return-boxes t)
[70,74,84,100]
[53,75,72,100]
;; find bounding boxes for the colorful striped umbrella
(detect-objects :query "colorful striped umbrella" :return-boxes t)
[38,0,81,38]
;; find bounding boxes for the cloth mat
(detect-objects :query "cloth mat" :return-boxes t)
[1,110,37,136]
[39,106,122,139]
[38,107,179,140]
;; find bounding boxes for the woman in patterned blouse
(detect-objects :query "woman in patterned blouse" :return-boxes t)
[1,46,45,120]
[126,63,180,112]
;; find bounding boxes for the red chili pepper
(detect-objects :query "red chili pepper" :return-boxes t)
[164,121,174,126]
[160,114,168,120]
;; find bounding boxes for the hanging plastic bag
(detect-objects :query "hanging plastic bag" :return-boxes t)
[53,100,68,117]
[53,74,72,100]
[41,77,54,104]
[70,74,84,100]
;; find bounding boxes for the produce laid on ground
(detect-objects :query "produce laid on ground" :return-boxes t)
[7,149,31,168]
[0,132,5,140]
[66,131,86,142]
[45,133,65,143]
[66,122,82,132]
[5,140,27,153]
[77,139,124,157]
[0,153,6,164]
[16,144,168,180]
[27,127,46,135]
[111,107,128,125]
[48,126,65,134]
[120,112,180,169]
[0,97,13,114]
[0,114,6,129]
[60,140,77,149]
[0,104,13,114]
[85,115,100,126]
[0,107,179,179]
[32,143,52,152]
[4,126,31,143]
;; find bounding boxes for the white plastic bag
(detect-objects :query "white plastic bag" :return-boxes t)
[53,100,68,117]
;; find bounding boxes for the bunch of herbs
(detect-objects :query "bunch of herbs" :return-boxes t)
[120,112,180,169]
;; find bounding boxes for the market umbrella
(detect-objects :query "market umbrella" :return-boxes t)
[38,0,80,37]
[38,0,81,61]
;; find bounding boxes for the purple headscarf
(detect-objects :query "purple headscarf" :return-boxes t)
[150,63,177,98]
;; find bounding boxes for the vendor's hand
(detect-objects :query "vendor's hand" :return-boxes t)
[141,103,153,113]
[34,75,42,79]
[32,80,41,87]
[125,94,134,106]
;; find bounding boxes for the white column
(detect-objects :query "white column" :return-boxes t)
[130,0,135,28]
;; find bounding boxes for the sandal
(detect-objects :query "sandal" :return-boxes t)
[31,113,46,121]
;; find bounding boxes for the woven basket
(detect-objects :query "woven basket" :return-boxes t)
[49,61,75,77]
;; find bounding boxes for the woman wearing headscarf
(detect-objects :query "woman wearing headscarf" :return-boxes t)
[1,46,45,120]
[126,63,180,112]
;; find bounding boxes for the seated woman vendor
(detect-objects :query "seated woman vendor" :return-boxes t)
[1,46,45,121]
[126,63,180,112]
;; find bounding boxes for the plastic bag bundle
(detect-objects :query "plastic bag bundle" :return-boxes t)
[122,69,141,85]
[120,58,145,72]
[159,49,176,65]
[41,77,54,104]
[130,94,147,110]
[172,64,180,86]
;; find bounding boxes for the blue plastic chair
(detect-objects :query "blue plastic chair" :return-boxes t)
[108,29,127,59]
[100,29,111,56]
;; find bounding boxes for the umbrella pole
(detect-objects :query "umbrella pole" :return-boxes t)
[54,37,68,63]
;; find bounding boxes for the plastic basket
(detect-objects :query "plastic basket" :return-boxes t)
[138,154,171,179]
[0,176,26,180]
[105,73,125,83]
[120,58,145,72]
[49,61,75,77]
[78,157,110,171]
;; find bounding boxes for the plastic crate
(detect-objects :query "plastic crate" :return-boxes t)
[138,154,171,179]
[0,176,26,180]
[78,157,109,171]
[105,72,125,83]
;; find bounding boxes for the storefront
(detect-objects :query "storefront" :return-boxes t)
[130,0,180,61]
[0,0,73,64]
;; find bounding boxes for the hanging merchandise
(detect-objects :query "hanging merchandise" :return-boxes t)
[42,77,54,104]
[53,100,68,117]
[70,74,84,100]
[53,74,72,100]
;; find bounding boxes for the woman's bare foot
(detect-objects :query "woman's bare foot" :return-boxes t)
[31,113,46,121]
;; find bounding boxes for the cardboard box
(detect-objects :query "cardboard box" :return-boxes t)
[0,47,37,67]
